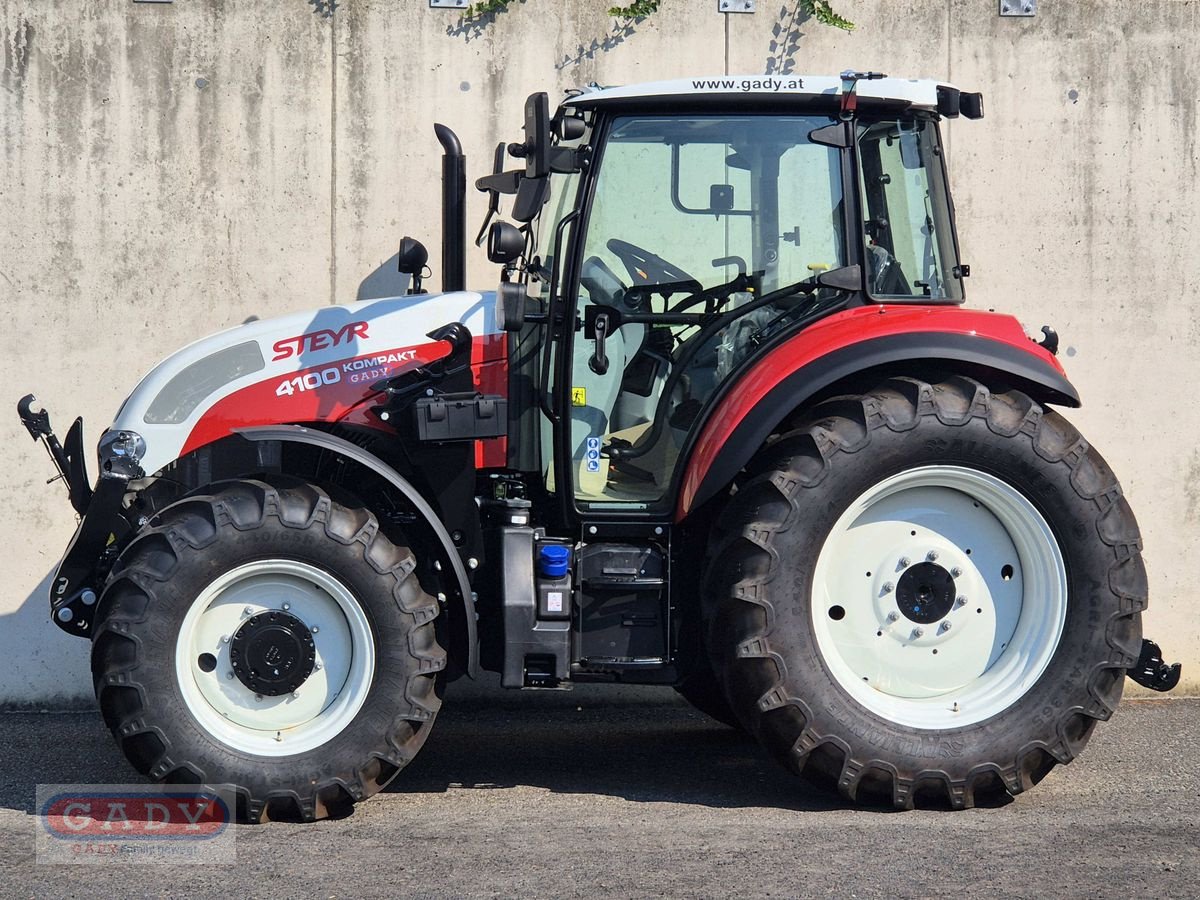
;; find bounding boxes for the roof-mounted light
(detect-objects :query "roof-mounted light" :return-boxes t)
[938,85,985,120]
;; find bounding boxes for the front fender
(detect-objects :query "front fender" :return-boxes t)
[676,305,1078,519]
[237,425,479,678]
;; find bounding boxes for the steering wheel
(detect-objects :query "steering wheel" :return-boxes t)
[606,239,702,299]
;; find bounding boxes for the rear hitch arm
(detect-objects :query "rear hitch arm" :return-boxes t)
[1127,639,1182,692]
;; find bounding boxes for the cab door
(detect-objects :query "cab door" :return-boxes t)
[552,112,848,516]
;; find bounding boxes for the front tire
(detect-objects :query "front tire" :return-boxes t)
[708,376,1146,808]
[92,480,445,822]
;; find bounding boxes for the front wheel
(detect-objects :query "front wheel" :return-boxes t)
[91,480,445,822]
[708,375,1146,808]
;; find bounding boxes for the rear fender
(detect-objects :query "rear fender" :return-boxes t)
[676,305,1078,519]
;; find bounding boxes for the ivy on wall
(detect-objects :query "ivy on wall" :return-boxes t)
[461,0,854,31]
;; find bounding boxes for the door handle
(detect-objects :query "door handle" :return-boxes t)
[589,311,610,376]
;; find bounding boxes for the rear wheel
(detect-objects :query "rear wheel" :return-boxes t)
[674,665,741,729]
[92,480,445,822]
[707,376,1146,808]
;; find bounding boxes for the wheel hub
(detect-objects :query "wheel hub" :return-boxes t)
[812,466,1067,729]
[230,610,316,696]
[895,562,957,624]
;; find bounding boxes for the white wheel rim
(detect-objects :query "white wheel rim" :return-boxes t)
[174,559,376,757]
[811,466,1067,730]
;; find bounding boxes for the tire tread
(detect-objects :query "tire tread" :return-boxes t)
[708,375,1144,809]
[92,480,444,823]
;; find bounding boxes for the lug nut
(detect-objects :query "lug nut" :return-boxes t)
[255,694,263,702]
[955,595,967,608]
[951,567,962,577]
[911,627,924,639]
[927,550,939,562]
[221,634,230,644]
[899,557,911,568]
[291,691,300,699]
[886,611,899,623]
[243,606,254,616]
[882,581,894,594]
[226,672,234,680]
[311,626,320,634]
[314,662,322,671]
[939,621,952,634]
[282,602,290,611]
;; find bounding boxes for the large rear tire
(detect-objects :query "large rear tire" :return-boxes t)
[674,666,741,729]
[707,375,1145,808]
[91,480,445,822]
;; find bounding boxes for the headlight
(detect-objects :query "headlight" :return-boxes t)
[98,429,147,473]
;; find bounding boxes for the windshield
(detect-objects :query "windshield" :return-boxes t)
[578,115,846,295]
[857,117,963,300]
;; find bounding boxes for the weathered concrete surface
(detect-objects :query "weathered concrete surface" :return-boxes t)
[1,690,1197,897]
[1,0,1197,703]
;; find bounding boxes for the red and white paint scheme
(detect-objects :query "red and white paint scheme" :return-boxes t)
[676,305,1068,519]
[111,291,506,476]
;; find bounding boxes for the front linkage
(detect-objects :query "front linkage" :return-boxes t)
[18,395,141,636]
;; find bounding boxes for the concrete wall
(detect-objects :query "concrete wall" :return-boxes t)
[1,0,1196,704]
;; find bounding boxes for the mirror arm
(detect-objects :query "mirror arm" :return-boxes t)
[669,144,753,217]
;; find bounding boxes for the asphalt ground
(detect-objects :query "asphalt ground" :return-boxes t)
[1,683,1196,899]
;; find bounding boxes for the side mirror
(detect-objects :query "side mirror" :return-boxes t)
[496,281,528,332]
[506,93,550,179]
[487,222,525,266]
[522,92,551,179]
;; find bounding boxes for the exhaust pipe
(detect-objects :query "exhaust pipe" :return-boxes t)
[434,124,466,293]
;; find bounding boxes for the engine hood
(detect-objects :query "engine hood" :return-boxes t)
[110,290,500,475]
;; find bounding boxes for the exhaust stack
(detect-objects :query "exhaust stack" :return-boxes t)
[434,124,467,293]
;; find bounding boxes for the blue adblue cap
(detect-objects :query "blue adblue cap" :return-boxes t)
[538,544,570,578]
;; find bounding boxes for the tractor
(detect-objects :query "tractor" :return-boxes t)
[19,72,1180,821]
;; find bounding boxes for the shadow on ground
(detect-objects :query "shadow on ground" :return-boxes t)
[388,682,848,812]
[0,679,849,817]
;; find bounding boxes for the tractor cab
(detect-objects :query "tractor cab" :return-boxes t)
[479,76,977,522]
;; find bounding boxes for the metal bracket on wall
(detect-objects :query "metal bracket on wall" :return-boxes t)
[430,0,468,8]
[999,0,1036,15]
[719,0,756,11]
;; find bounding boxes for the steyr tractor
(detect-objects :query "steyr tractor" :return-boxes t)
[19,72,1181,821]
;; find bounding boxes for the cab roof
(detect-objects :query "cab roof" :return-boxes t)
[564,74,956,112]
